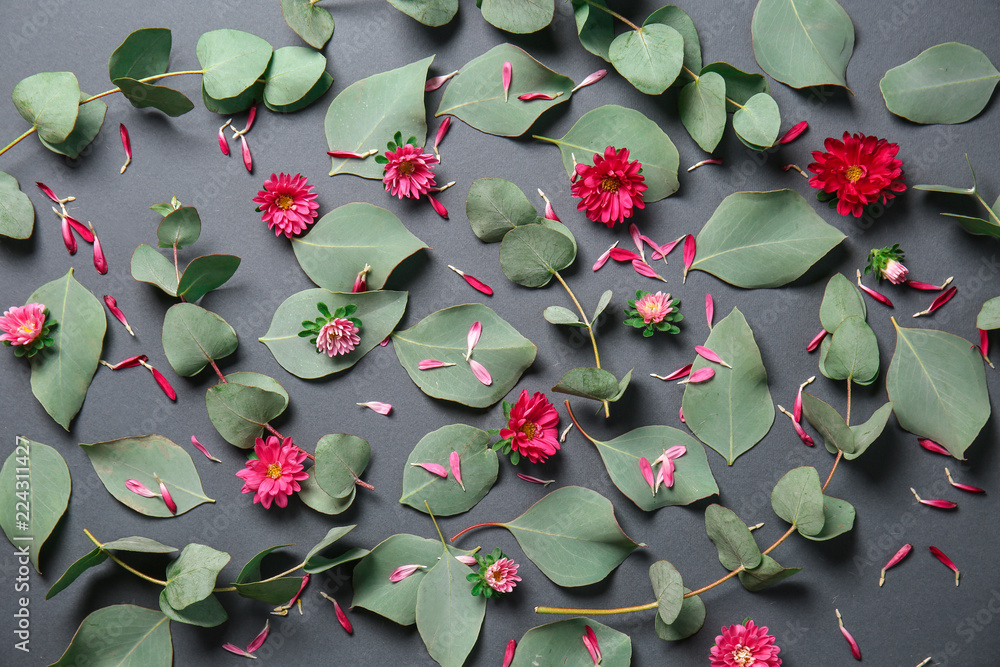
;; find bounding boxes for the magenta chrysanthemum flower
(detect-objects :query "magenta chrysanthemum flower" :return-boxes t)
[317,318,360,357]
[253,173,320,238]
[571,146,647,227]
[382,144,439,199]
[485,557,521,593]
[709,620,782,667]
[634,291,674,324]
[235,436,309,509]
[500,389,560,463]
[0,303,47,347]
[808,132,906,217]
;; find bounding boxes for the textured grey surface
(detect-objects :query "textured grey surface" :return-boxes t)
[2,0,1000,665]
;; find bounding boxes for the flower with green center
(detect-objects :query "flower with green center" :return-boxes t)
[624,290,682,337]
[865,244,908,284]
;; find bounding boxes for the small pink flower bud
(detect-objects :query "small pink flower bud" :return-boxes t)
[882,259,908,284]
[879,543,912,586]
[516,473,554,486]
[929,546,960,586]
[357,401,392,415]
[778,120,808,144]
[126,478,158,498]
[103,295,135,336]
[835,609,862,660]
[389,564,426,582]
[425,70,459,92]
[450,451,464,491]
[571,69,607,93]
[448,265,493,295]
[502,61,512,102]
[649,363,692,382]
[410,462,448,478]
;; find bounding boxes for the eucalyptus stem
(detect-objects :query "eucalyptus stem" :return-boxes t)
[576,0,641,31]
[83,529,169,587]
[0,128,35,158]
[681,65,744,110]
[551,270,610,418]
[975,193,1000,226]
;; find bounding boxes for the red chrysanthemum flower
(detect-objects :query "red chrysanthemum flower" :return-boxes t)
[500,390,560,463]
[253,173,320,238]
[382,144,438,199]
[571,146,647,227]
[235,436,309,509]
[808,132,906,217]
[709,620,782,667]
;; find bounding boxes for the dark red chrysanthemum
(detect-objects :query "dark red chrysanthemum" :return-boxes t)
[808,132,906,217]
[571,146,647,227]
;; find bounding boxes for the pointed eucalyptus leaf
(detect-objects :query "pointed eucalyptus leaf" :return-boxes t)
[819,273,866,332]
[353,534,445,626]
[481,0,553,33]
[594,290,614,321]
[498,486,640,587]
[886,321,990,459]
[51,605,171,667]
[114,77,194,117]
[236,544,291,583]
[771,466,826,536]
[645,6,702,84]
[416,543,486,667]
[282,0,335,48]
[108,28,172,81]
[156,206,201,249]
[551,367,620,401]
[0,171,33,239]
[159,590,227,627]
[81,435,215,517]
[27,269,106,430]
[654,588,706,641]
[261,289,408,379]
[303,525,359,573]
[691,190,846,288]
[306,547,369,575]
[232,577,304,605]
[752,0,855,89]
[609,23,684,95]
[649,560,684,625]
[705,504,762,571]
[511,618,631,666]
[161,303,237,377]
[400,424,497,516]
[393,303,536,408]
[801,392,854,455]
[822,315,879,385]
[682,308,773,465]
[266,70,333,113]
[292,202,427,291]
[738,554,802,592]
[977,296,1000,330]
[536,105,679,202]
[177,254,241,302]
[801,495,854,541]
[263,46,327,107]
[39,92,107,158]
[466,178,538,243]
[732,92,781,149]
[572,0,614,61]
[196,29,273,100]
[298,476,356,514]
[163,543,230,610]
[0,437,70,573]
[131,244,178,296]
[701,62,770,112]
[326,56,433,179]
[881,42,1000,125]
[678,71,726,153]
[543,306,584,327]
[499,220,577,288]
[202,81,263,115]
[437,44,573,137]
[12,71,80,143]
[387,0,458,26]
[205,376,288,448]
[315,434,371,499]
[843,402,894,460]
[946,213,1000,237]
[46,547,108,600]
[101,536,178,553]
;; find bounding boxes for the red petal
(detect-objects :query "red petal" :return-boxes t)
[333,598,353,634]
[705,294,714,328]
[918,438,951,456]
[929,546,960,585]
[245,103,257,132]
[448,265,493,295]
[156,475,177,515]
[105,354,148,370]
[144,363,177,401]
[910,487,957,509]
[503,639,517,667]
[682,234,696,282]
[468,358,493,385]
[218,127,230,156]
[905,279,947,291]
[608,248,641,262]
[433,117,451,151]
[61,216,78,255]
[651,363,692,381]
[241,136,252,172]
[410,462,448,478]
[516,473,554,486]
[91,225,108,275]
[428,193,449,219]
[879,543,912,586]
[65,215,95,242]
[806,329,828,352]
[103,295,135,335]
[914,286,957,317]
[778,120,808,144]
[836,611,862,661]
[517,92,559,101]
[592,242,618,271]
[946,468,986,494]
[425,70,458,92]
[36,182,60,203]
[245,620,270,653]
[678,367,715,384]
[639,457,656,495]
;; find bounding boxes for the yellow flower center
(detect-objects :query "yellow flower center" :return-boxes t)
[519,422,538,440]
[276,194,294,210]
[600,175,621,193]
[490,569,504,582]
[844,165,864,182]
[266,463,283,479]
[18,323,35,335]
[398,160,416,176]
[732,645,755,666]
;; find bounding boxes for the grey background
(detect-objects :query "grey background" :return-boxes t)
[2,0,1000,664]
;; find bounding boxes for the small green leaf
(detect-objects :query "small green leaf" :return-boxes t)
[701,61,770,112]
[801,495,855,541]
[177,254,241,302]
[196,29,273,100]
[400,424,498,516]
[263,46,328,107]
[415,543,486,667]
[733,92,781,149]
[298,476,356,515]
[649,560,684,625]
[654,588,706,641]
[800,392,854,455]
[303,525,357,573]
[114,77,194,117]
[822,315,879,385]
[819,273,866,332]
[752,0,855,89]
[164,543,230,610]
[609,23,684,95]
[976,296,1000,330]
[738,554,802,592]
[352,534,446,625]
[593,290,614,321]
[51,605,171,666]
[108,28,172,81]
[39,92,107,159]
[705,504,762,571]
[572,0,614,61]
[131,244,178,296]
[645,6,702,83]
[266,70,332,113]
[282,0,335,48]
[205,374,289,448]
[843,402,894,460]
[466,178,538,243]
[102,536,178,553]
[161,303,237,377]
[543,305,584,327]
[771,466,826,536]
[12,71,80,143]
[0,171,34,239]
[46,547,109,600]
[480,0,553,33]
[157,206,201,249]
[387,0,458,26]
[511,618,631,665]
[315,434,371,499]
[499,222,577,288]
[678,71,726,153]
[236,544,292,583]
[551,367,620,401]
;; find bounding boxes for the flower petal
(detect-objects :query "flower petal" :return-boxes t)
[389,564,426,582]
[425,70,459,92]
[433,117,451,152]
[503,639,517,667]
[571,69,607,92]
[516,473,554,486]
[857,269,893,307]
[929,546,960,586]
[357,401,392,415]
[466,321,482,356]
[910,487,957,509]
[468,358,493,386]
[245,619,270,654]
[502,61,512,101]
[155,474,177,515]
[778,120,808,144]
[583,626,602,665]
[592,242,618,271]
[650,364,691,381]
[682,234,696,283]
[241,136,252,172]
[448,265,493,295]
[695,345,732,368]
[913,286,957,317]
[427,193,449,219]
[945,467,985,494]
[639,457,656,495]
[705,294,714,329]
[418,359,456,370]
[450,451,465,491]
[191,436,222,462]
[119,123,132,174]
[410,462,448,478]
[629,223,645,262]
[917,438,951,456]
[218,122,231,156]
[125,478,157,498]
[222,643,256,659]
[103,295,135,336]
[517,92,562,101]
[677,367,715,384]
[879,543,912,586]
[806,329,828,352]
[91,224,108,275]
[835,609,862,660]
[631,259,665,281]
[687,158,723,172]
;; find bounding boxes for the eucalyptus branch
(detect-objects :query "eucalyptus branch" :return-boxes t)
[83,529,169,587]
[681,65,745,110]
[551,270,610,418]
[576,0,641,32]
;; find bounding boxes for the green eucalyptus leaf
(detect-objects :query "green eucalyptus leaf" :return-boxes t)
[705,504,762,571]
[886,321,990,459]
[437,44,573,137]
[609,23,684,95]
[499,223,577,288]
[81,435,215,517]
[315,434,371,499]
[159,590,227,627]
[177,254,241,302]
[261,289,408,379]
[236,544,292,583]
[679,71,726,153]
[649,560,684,625]
[282,0,335,48]
[108,28,172,81]
[0,171,34,239]
[536,105,679,202]
[387,0,458,26]
[801,495,855,541]
[205,374,289,448]
[593,290,613,321]
[131,244,178,296]
[51,605,171,667]
[298,476,356,514]
[326,56,433,179]
[266,70,333,113]
[157,206,200,249]
[39,92,107,158]
[232,577,303,605]
[393,303,536,408]
[196,29,273,100]
[292,202,427,291]
[543,306,584,327]
[822,315,879,385]
[102,536,178,553]
[701,62,770,112]
[481,0,553,33]
[571,0,614,61]
[307,547,368,575]
[46,547,108,600]
[752,0,855,89]
[690,190,846,288]
[466,178,538,243]
[819,273,866,332]
[771,466,826,536]
[977,296,1000,329]
[738,554,802,592]
[512,619,631,665]
[946,213,1000,237]
[732,92,781,149]
[12,71,80,143]
[645,6,702,84]
[881,42,1000,125]
[114,77,194,117]
[800,392,854,455]
[654,588,706,641]
[353,534,445,625]
[263,46,327,107]
[202,81,263,115]
[0,437,70,573]
[164,543,230,610]
[843,402,894,460]
[27,269,106,430]
[303,525,357,573]
[400,424,498,516]
[416,543,486,667]
[551,367,620,401]
[161,303,237,377]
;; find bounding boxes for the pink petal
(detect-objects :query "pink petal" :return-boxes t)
[418,359,456,370]
[695,345,732,368]
[571,69,607,92]
[913,286,957,317]
[686,158,723,172]
[469,358,493,385]
[389,564,426,582]
[218,124,231,156]
[592,242,618,271]
[705,294,714,328]
[806,329,828,352]
[333,598,353,634]
[155,474,177,515]
[125,478,157,498]
[539,190,560,222]
[455,554,478,566]
[678,367,714,384]
[682,234,696,283]
[678,406,685,423]
[327,150,370,159]
[222,643,256,659]
[906,277,953,291]
[857,270,893,307]
[918,438,952,456]
[102,354,148,370]
[425,70,459,92]
[191,436,222,462]
[66,215,95,242]
[835,610,862,660]
[91,224,108,275]
[244,103,257,133]
[245,620,270,653]
[628,223,645,261]
[61,215,77,255]
[879,543,912,586]
[778,120,808,144]
[608,248,641,262]
[910,487,957,509]
[946,467,985,494]
[516,473,554,486]
[631,259,665,281]
[929,546,960,586]
[286,574,310,608]
[103,295,135,336]
[467,321,482,355]
[448,265,493,295]
[650,364,692,381]
[792,419,815,447]
[119,123,132,173]
[583,626,602,665]
[503,639,517,667]
[517,92,562,101]
[352,265,370,293]
[357,401,392,415]
[434,117,451,152]
[450,451,464,491]
[142,361,177,401]
[241,136,252,172]
[502,61,512,101]
[978,328,990,362]
[380,336,390,347]
[411,462,448,478]
[427,193,449,219]
[649,235,683,261]
[639,457,656,495]
[36,181,60,203]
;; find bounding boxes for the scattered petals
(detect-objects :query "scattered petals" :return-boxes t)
[678,367,715,384]
[695,345,732,368]
[879,543,912,586]
[503,639,517,667]
[945,467,985,494]
[538,189,560,222]
[653,445,686,491]
[448,265,493,295]
[119,123,132,174]
[682,234,696,283]
[90,223,108,275]
[918,438,952,456]
[778,120,808,144]
[516,473,554,486]
[583,626,601,665]
[241,136,252,172]
[218,120,232,155]
[687,158,723,172]
[358,401,392,415]
[450,451,464,491]
[410,462,448,478]
[650,363,692,382]
[155,473,177,515]
[139,360,176,401]
[433,117,451,154]
[913,286,957,317]
[571,68,607,93]
[191,436,222,462]
[592,241,618,271]
[103,295,135,336]
[929,546,960,586]
[806,329,828,352]
[425,70,459,92]
[705,294,714,329]
[639,457,656,495]
[517,92,562,101]
[502,61,512,102]
[389,564,426,582]
[253,172,320,238]
[468,358,493,386]
[125,478,157,498]
[428,193,449,219]
[835,609,862,660]
[857,269,894,307]
[910,487,957,509]
[418,359,456,370]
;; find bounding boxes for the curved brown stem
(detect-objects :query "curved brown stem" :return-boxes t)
[450,522,503,542]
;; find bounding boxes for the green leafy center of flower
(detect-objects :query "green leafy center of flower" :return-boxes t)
[845,165,865,182]
[398,160,416,176]
[276,194,294,210]
[519,422,538,440]
[266,463,283,479]
[732,646,754,666]
[600,175,621,193]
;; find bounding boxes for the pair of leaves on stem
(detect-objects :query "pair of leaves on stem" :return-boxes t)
[704,504,803,594]
[816,274,879,385]
[10,71,106,160]
[771,467,856,541]
[914,159,1000,238]
[681,64,777,152]
[388,0,556,34]
[300,435,371,515]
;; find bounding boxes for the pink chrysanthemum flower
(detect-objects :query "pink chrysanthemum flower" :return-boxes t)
[317,318,360,357]
[883,259,908,284]
[634,291,674,324]
[0,303,47,347]
[253,172,320,238]
[571,146,647,227]
[382,143,439,199]
[709,620,782,667]
[500,390,560,464]
[485,557,521,594]
[808,132,906,217]
[235,436,309,509]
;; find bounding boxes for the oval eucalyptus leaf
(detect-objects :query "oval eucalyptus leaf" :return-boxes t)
[771,466,826,536]
[977,296,1000,330]
[326,56,433,179]
[387,0,458,26]
[39,92,107,159]
[159,590,227,627]
[202,81,263,115]
[12,71,80,143]
[466,178,538,243]
[690,190,846,288]
[298,476,356,514]
[437,44,573,137]
[315,434,371,499]
[236,544,292,583]
[263,46,327,107]
[481,0,553,33]
[732,92,781,149]
[46,547,108,600]
[353,534,446,626]
[649,560,684,625]
[178,254,241,302]
[800,392,854,455]
[843,402,893,460]
[881,42,1000,125]
[499,222,577,288]
[536,105,679,202]
[281,0,335,48]
[738,554,802,592]
[51,605,171,667]
[205,380,288,448]
[102,536,178,553]
[0,437,70,573]
[801,495,855,541]
[221,372,289,408]
[823,315,879,385]
[292,202,428,291]
[609,23,684,95]
[233,577,303,605]
[645,6,702,84]
[499,486,641,587]
[654,588,706,641]
[305,546,368,575]
[705,504,762,571]
[266,70,333,113]
[196,29,273,100]
[886,322,990,459]
[543,305,584,326]
[593,290,613,321]
[109,28,172,81]
[416,543,486,667]
[682,308,773,465]
[81,435,215,517]
[551,367,620,401]
[511,618,632,666]
[304,525,357,572]
[161,303,238,377]
[400,424,498,516]
[819,273,866,332]
[131,244,178,296]
[752,0,855,89]
[572,0,614,61]
[0,171,34,239]
[701,62,770,112]
[27,269,106,430]
[114,77,194,117]
[678,71,726,153]
[260,289,408,379]
[393,303,536,408]
[164,543,230,610]
[157,206,201,249]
